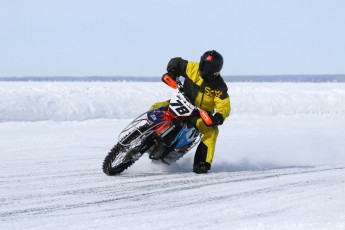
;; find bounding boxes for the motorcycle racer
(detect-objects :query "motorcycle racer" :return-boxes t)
[151,50,231,174]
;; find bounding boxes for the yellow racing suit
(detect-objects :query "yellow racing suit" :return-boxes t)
[151,58,231,168]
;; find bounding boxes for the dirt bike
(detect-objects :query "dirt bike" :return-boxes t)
[102,74,213,175]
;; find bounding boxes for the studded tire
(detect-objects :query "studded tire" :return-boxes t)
[102,125,149,176]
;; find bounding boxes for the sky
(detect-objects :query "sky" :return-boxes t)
[0,0,344,77]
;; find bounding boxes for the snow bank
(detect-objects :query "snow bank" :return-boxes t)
[1,82,345,122]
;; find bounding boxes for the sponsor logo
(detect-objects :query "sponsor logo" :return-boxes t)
[150,114,157,120]
[204,87,223,98]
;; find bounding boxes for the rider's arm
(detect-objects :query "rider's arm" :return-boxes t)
[214,84,231,124]
[166,58,188,79]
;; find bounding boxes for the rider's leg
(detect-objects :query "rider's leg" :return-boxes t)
[192,118,219,173]
[149,100,170,110]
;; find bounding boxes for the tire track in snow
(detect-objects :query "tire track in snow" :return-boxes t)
[1,164,344,219]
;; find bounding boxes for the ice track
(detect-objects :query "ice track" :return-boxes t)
[1,119,345,229]
[1,163,345,229]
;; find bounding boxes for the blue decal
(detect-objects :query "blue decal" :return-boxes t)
[147,111,165,123]
[174,124,199,149]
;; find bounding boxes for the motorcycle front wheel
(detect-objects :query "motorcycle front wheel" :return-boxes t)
[102,125,150,175]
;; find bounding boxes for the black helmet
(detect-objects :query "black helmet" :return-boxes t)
[199,50,223,81]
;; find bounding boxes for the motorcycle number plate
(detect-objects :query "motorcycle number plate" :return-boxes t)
[169,91,195,116]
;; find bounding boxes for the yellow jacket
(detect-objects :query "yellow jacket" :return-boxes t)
[168,58,231,121]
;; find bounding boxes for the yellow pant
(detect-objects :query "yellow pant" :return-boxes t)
[150,101,218,164]
[150,100,170,110]
[194,118,219,164]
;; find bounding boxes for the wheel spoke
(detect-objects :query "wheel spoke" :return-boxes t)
[103,123,152,175]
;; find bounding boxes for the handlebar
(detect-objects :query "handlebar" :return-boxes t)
[162,73,214,126]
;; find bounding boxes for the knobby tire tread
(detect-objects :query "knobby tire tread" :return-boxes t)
[102,125,149,176]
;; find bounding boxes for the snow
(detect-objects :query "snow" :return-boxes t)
[1,82,345,122]
[1,82,345,229]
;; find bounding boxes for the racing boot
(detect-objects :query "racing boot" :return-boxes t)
[193,142,211,174]
[193,162,211,174]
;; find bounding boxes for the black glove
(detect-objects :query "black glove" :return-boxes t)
[167,68,179,80]
[209,112,224,127]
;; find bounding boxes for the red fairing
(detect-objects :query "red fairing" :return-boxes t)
[155,109,177,135]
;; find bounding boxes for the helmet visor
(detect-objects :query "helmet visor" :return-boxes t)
[200,62,219,78]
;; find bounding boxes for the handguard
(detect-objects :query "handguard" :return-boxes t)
[162,73,178,89]
[199,109,213,126]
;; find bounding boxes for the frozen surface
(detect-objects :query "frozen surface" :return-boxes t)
[1,117,345,230]
[1,82,345,229]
